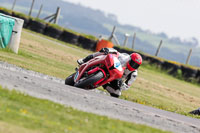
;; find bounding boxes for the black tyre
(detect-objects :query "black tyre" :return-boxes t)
[78,36,97,51]
[74,71,104,89]
[44,25,63,39]
[59,30,79,45]
[65,73,75,86]
[11,12,30,28]
[181,65,197,79]
[28,19,46,33]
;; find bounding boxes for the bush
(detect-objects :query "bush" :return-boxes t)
[161,61,180,76]
[181,65,198,80]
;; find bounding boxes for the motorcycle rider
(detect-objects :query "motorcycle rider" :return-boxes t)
[77,48,142,97]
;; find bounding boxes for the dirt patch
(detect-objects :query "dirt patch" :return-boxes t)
[136,77,200,106]
[0,121,41,133]
[20,38,79,64]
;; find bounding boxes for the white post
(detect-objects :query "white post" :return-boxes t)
[186,49,192,64]
[108,26,116,41]
[36,4,43,19]
[123,33,129,47]
[28,0,35,16]
[54,7,61,24]
[155,40,162,56]
[113,34,120,45]
[132,33,136,50]
[11,0,17,11]
[8,18,24,54]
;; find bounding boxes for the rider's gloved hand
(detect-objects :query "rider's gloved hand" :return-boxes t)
[100,48,109,54]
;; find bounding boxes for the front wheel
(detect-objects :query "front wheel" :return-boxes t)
[65,73,75,86]
[74,71,104,89]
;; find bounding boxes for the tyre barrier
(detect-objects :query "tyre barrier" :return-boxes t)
[139,53,148,61]
[11,12,30,28]
[196,70,200,83]
[27,19,46,34]
[181,65,198,79]
[44,25,63,39]
[145,56,163,66]
[113,46,133,54]
[59,30,79,45]
[0,8,199,84]
[0,9,12,16]
[161,61,180,75]
[78,36,97,51]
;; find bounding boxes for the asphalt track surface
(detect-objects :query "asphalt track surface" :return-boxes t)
[0,61,200,133]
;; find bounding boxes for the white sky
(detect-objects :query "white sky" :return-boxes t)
[63,0,200,42]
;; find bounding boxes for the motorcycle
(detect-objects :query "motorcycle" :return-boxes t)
[65,52,125,89]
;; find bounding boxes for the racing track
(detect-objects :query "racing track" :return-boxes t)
[0,61,200,133]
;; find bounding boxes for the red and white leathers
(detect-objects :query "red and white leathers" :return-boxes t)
[103,52,138,97]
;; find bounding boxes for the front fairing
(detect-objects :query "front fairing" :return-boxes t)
[75,55,107,82]
[74,53,125,87]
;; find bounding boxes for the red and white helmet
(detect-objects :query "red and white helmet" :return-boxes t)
[127,53,142,71]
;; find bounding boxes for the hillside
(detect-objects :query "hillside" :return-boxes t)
[1,0,200,67]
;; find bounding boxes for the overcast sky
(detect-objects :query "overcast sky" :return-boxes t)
[64,0,200,42]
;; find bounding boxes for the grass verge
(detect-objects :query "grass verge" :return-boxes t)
[0,86,169,133]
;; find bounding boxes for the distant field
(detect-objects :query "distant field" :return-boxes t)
[0,29,200,119]
[103,23,200,67]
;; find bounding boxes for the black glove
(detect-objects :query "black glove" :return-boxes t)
[117,79,123,87]
[100,48,109,54]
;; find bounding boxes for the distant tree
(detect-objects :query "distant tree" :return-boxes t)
[157,32,168,38]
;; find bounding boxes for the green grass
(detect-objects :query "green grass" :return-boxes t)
[0,29,200,120]
[121,63,200,118]
[0,86,170,133]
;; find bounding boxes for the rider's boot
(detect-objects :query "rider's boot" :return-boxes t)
[103,84,121,98]
[77,55,94,65]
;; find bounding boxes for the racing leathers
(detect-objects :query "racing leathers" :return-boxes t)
[103,52,138,97]
[77,48,138,97]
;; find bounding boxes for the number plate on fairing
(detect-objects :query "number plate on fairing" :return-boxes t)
[113,57,123,71]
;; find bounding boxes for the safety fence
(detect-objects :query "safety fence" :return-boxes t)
[0,7,199,84]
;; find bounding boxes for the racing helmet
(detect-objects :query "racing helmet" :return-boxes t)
[127,53,142,71]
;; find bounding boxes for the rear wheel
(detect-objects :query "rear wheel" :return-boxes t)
[65,73,75,86]
[74,71,104,89]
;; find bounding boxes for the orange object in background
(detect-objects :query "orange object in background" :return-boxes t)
[95,39,114,52]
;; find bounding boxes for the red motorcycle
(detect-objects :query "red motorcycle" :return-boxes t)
[65,52,125,89]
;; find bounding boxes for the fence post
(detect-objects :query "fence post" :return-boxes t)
[123,33,129,47]
[108,26,116,41]
[11,0,17,11]
[54,7,61,24]
[186,48,192,64]
[28,0,35,16]
[36,4,43,18]
[132,33,136,50]
[113,34,120,45]
[155,40,162,56]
